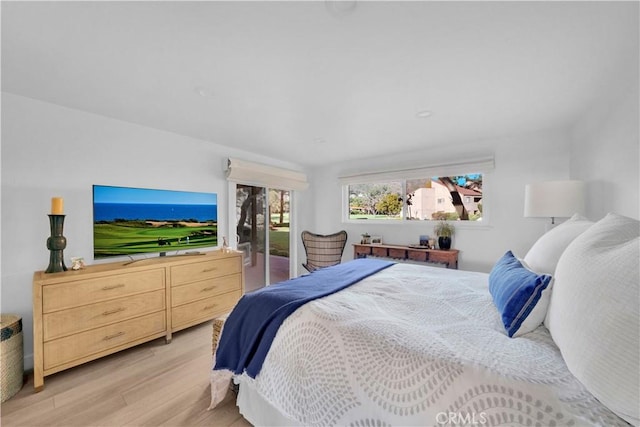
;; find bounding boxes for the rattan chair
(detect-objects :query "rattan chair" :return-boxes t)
[301,230,348,272]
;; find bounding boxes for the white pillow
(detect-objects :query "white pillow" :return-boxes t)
[518,259,554,337]
[523,213,594,275]
[545,213,639,425]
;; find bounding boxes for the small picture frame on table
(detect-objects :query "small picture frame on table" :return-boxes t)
[371,236,382,244]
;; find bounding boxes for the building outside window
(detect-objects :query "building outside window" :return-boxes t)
[346,174,484,222]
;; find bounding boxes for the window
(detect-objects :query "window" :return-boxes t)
[346,174,484,222]
[341,157,492,223]
[348,182,403,220]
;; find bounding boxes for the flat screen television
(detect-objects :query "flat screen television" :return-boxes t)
[93,185,218,259]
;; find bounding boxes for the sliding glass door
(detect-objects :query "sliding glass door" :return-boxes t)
[268,189,290,286]
[236,185,290,292]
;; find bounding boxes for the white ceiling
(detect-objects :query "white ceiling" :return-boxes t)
[2,1,638,167]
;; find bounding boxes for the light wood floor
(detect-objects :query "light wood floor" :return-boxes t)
[1,322,251,427]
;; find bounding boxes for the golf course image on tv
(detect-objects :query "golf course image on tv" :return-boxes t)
[93,185,218,258]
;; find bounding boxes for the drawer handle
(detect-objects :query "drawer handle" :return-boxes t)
[103,331,125,341]
[203,305,217,311]
[202,267,217,273]
[102,284,125,291]
[201,286,216,292]
[102,307,125,316]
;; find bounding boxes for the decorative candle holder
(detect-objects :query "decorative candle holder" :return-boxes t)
[45,214,67,273]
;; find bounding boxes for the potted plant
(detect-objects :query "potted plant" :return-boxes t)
[433,221,455,250]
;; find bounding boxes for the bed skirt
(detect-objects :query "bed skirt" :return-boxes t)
[234,375,299,425]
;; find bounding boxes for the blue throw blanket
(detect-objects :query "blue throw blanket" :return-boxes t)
[214,258,395,378]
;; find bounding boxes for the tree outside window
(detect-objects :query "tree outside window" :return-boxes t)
[347,174,483,221]
[348,182,402,220]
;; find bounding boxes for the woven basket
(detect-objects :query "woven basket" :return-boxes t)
[1,314,24,402]
[211,312,230,357]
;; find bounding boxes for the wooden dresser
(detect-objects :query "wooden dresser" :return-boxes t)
[169,255,243,333]
[32,250,243,391]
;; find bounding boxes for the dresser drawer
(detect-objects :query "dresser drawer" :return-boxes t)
[43,290,165,341]
[172,290,241,328]
[43,311,166,370]
[428,251,456,265]
[170,257,241,286]
[171,274,241,307]
[407,249,428,262]
[42,269,165,313]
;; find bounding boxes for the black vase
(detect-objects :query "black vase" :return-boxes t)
[438,236,451,250]
[46,214,68,273]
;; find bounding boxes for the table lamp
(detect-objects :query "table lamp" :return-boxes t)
[524,180,586,224]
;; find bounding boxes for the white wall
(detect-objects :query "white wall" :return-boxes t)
[570,76,640,220]
[299,128,573,275]
[299,72,640,276]
[5,81,637,372]
[0,93,305,370]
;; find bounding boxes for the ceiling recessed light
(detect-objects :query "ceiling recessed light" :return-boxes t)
[195,86,215,98]
[325,0,357,17]
[416,110,433,118]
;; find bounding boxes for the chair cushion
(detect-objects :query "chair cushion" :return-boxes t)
[301,230,348,272]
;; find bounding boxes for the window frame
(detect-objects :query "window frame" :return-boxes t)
[340,159,493,227]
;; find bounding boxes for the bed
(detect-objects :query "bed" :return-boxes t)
[210,213,639,427]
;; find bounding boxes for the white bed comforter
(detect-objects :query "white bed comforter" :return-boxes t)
[233,263,628,426]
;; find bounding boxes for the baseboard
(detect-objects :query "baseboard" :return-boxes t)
[23,352,34,372]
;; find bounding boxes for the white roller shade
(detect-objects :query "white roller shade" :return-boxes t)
[338,157,494,184]
[226,158,309,191]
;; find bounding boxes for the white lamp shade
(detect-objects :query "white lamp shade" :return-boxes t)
[524,180,586,219]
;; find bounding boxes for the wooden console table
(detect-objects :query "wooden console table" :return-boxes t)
[353,244,459,269]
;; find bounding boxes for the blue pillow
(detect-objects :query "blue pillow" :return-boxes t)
[489,251,553,337]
